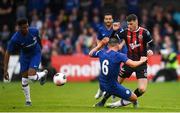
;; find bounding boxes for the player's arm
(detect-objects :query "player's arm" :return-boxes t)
[118,39,125,50]
[114,28,126,51]
[89,37,109,56]
[3,51,10,80]
[125,57,147,68]
[147,40,154,56]
[89,50,101,58]
[145,29,154,56]
[36,29,42,49]
[116,53,147,67]
[3,39,16,80]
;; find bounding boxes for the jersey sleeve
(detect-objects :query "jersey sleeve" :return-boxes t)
[91,50,101,58]
[7,38,17,53]
[115,53,128,63]
[144,29,152,44]
[116,29,126,40]
[36,29,42,48]
[97,27,110,40]
[144,29,154,50]
[97,27,103,40]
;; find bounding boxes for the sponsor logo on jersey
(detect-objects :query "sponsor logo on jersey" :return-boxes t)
[129,41,141,49]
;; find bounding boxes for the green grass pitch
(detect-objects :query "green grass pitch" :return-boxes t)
[0,81,180,112]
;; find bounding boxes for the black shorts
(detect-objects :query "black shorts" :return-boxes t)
[119,63,147,79]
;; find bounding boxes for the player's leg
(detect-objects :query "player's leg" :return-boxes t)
[107,84,137,108]
[28,68,48,84]
[108,65,133,106]
[110,66,127,102]
[93,92,111,107]
[118,66,127,84]
[20,57,32,106]
[94,88,104,99]
[119,65,148,107]
[134,65,148,97]
[135,78,148,97]
[21,71,32,106]
[94,65,133,107]
[94,75,104,99]
[27,53,48,85]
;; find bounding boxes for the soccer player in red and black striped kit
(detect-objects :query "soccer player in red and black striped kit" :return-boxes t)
[93,14,154,107]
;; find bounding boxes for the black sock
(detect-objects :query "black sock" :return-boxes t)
[100,93,111,104]
[134,88,144,97]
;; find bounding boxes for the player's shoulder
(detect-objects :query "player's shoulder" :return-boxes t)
[109,51,124,61]
[98,24,107,31]
[110,50,120,57]
[139,27,150,34]
[29,27,39,33]
[115,51,127,58]
[119,28,128,33]
[10,32,20,41]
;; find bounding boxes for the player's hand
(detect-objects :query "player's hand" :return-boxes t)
[113,22,120,31]
[3,71,9,81]
[147,50,153,56]
[89,48,96,56]
[140,56,148,62]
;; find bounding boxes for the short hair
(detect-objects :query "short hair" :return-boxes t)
[126,14,138,22]
[108,36,119,46]
[104,12,113,17]
[17,18,28,26]
[113,17,120,23]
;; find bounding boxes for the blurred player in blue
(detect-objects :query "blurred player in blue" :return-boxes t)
[3,18,48,106]
[93,12,127,99]
[90,36,147,107]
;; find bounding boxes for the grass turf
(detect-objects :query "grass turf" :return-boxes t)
[0,81,180,112]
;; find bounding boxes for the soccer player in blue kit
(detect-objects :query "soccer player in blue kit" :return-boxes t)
[3,18,48,106]
[90,36,147,107]
[93,12,127,99]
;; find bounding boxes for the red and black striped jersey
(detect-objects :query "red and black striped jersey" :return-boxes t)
[116,27,153,61]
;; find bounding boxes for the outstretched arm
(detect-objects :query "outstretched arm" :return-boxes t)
[89,37,109,56]
[118,39,125,50]
[125,57,147,68]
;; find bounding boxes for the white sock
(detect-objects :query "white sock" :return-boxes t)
[122,99,131,105]
[36,71,46,80]
[28,71,46,81]
[22,78,31,102]
[28,75,38,81]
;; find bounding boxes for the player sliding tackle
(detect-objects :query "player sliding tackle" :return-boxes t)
[3,18,48,106]
[89,36,147,108]
[93,12,127,100]
[89,14,154,108]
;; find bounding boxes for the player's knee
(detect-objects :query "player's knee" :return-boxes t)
[21,71,28,78]
[118,77,125,84]
[28,68,36,76]
[138,87,146,93]
[129,93,137,102]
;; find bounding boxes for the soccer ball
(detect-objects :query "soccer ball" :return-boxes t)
[53,73,67,86]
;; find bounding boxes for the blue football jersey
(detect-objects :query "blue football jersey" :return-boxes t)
[115,28,128,54]
[92,49,128,86]
[97,24,113,41]
[97,24,127,53]
[7,28,41,56]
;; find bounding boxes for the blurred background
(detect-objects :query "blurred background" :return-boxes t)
[0,0,180,82]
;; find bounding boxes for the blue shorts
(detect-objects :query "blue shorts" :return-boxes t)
[19,52,41,73]
[100,83,131,100]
